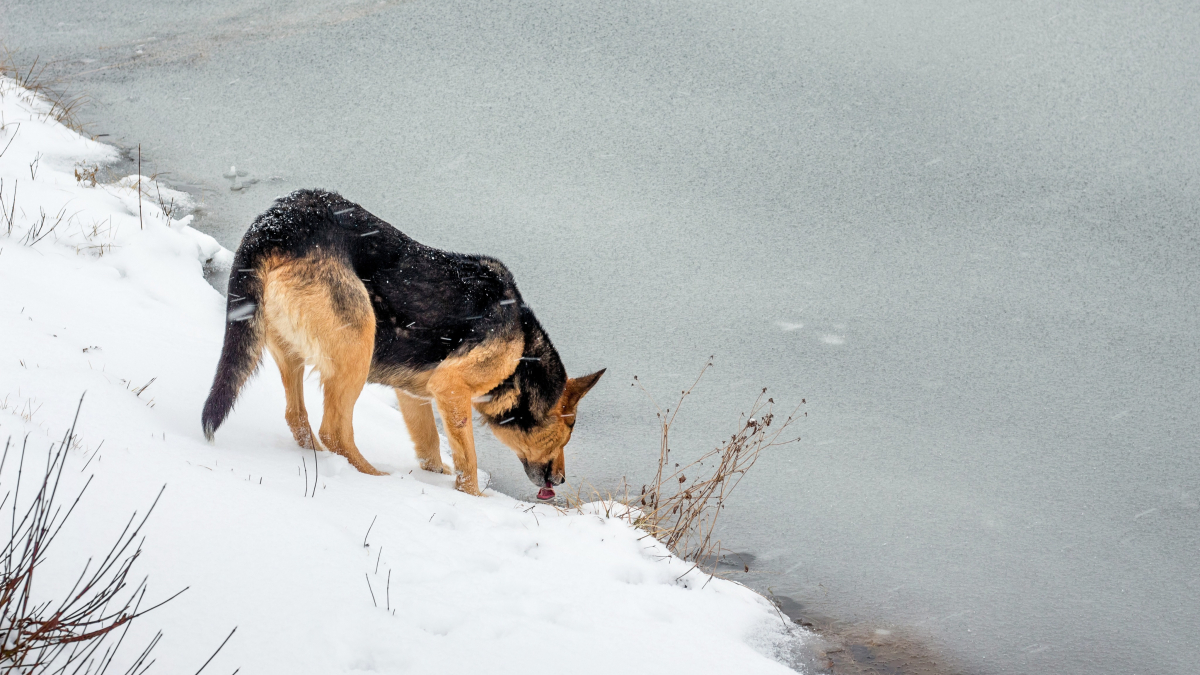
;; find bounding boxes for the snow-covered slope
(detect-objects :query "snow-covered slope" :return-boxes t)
[0,77,803,674]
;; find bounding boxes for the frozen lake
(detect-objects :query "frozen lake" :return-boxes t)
[7,0,1199,672]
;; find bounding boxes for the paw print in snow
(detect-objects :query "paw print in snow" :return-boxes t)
[223,165,260,192]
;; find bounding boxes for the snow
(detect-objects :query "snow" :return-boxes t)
[0,77,803,673]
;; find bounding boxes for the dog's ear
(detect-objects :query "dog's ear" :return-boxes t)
[562,368,606,412]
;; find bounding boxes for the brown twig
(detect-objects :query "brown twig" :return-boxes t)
[0,178,17,236]
[0,394,185,672]
[627,361,804,571]
[0,123,20,160]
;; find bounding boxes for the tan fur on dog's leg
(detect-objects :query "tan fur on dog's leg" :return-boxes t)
[316,318,384,476]
[426,375,482,495]
[266,331,317,450]
[319,361,384,476]
[396,389,449,474]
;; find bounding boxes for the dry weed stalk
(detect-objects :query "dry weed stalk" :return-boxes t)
[0,178,16,237]
[560,362,804,574]
[630,361,803,569]
[153,184,176,224]
[0,49,90,134]
[20,205,74,246]
[0,397,183,674]
[74,164,98,187]
[74,218,119,258]
[141,174,179,225]
[0,124,20,161]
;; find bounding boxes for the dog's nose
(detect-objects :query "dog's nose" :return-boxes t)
[522,460,549,486]
[548,472,565,486]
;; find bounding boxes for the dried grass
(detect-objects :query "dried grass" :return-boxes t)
[73,217,120,258]
[19,205,75,246]
[566,360,804,574]
[0,178,16,237]
[0,48,90,134]
[74,163,99,187]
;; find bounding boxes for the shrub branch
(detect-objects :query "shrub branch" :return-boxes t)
[0,396,184,674]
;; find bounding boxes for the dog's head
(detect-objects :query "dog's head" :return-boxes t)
[488,369,605,487]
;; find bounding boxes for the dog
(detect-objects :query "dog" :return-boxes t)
[201,189,604,495]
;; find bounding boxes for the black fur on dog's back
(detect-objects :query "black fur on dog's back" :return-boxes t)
[202,189,568,438]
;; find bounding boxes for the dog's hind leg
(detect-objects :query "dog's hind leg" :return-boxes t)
[318,360,383,475]
[315,307,385,477]
[266,331,316,450]
[263,254,384,476]
[396,390,450,474]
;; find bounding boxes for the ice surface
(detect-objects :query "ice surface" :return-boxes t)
[5,1,1200,673]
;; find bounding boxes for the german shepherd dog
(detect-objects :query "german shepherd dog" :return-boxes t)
[201,189,604,496]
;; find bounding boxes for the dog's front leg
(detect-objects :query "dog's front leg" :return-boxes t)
[395,389,450,475]
[427,375,484,496]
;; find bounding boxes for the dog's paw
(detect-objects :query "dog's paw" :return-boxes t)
[419,458,452,475]
[454,475,486,497]
[292,427,318,450]
[348,457,388,476]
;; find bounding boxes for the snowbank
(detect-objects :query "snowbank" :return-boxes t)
[0,76,802,673]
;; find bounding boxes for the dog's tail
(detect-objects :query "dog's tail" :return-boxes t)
[202,247,268,441]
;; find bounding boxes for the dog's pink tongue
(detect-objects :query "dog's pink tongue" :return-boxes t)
[536,482,555,501]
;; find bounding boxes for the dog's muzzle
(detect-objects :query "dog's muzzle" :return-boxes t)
[522,460,564,487]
